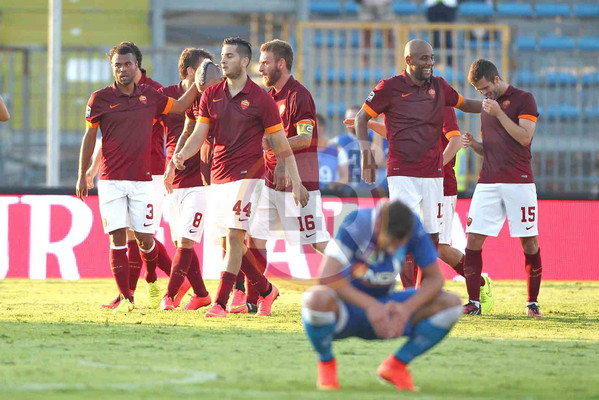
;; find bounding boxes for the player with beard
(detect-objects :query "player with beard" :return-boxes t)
[76,42,200,312]
[173,37,309,317]
[229,39,330,310]
[87,42,174,310]
[159,50,220,310]
[461,59,541,317]
[354,39,482,287]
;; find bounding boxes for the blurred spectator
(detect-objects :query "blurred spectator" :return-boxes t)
[316,113,345,189]
[357,0,394,66]
[425,0,458,66]
[338,106,387,189]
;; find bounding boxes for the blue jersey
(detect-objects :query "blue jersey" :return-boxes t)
[325,208,438,298]
[317,144,340,189]
[337,131,388,189]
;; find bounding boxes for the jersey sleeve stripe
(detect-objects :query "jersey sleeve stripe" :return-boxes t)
[444,130,461,139]
[519,114,538,122]
[162,97,175,115]
[294,119,314,127]
[454,94,464,108]
[85,120,99,129]
[265,123,284,134]
[363,104,379,118]
[198,116,210,124]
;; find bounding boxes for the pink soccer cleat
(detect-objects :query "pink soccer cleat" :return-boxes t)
[257,284,279,316]
[205,303,227,318]
[184,294,212,310]
[173,280,192,308]
[160,295,176,310]
[228,289,248,313]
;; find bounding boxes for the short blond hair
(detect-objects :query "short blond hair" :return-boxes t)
[260,39,294,71]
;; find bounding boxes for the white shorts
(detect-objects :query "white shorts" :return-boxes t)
[208,179,263,238]
[387,176,443,234]
[97,180,155,234]
[250,186,330,245]
[151,175,166,229]
[168,186,208,243]
[466,183,539,237]
[439,195,457,245]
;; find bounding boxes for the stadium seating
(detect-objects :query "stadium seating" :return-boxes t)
[496,2,533,18]
[457,2,494,17]
[573,3,599,18]
[534,2,572,18]
[539,35,576,51]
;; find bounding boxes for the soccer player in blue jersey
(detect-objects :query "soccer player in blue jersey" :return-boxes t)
[301,200,462,391]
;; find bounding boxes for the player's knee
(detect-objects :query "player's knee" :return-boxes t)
[521,236,539,254]
[302,286,338,312]
[434,291,461,310]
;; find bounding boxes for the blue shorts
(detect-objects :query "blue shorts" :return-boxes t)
[333,289,417,341]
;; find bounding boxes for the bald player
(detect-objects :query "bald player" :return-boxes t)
[354,39,482,285]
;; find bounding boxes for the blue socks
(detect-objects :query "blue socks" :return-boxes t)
[301,307,336,362]
[395,305,462,364]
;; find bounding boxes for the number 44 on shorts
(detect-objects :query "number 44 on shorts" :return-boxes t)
[233,200,252,219]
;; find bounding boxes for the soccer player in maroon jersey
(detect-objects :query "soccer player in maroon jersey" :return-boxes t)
[86,42,174,309]
[354,39,481,288]
[76,42,200,312]
[240,39,331,305]
[173,37,309,318]
[159,49,218,311]
[462,59,542,317]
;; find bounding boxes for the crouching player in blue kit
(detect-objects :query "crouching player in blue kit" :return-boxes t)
[301,200,462,391]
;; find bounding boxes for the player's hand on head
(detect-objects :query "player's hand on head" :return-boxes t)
[365,301,395,339]
[343,117,355,129]
[273,162,289,191]
[482,99,501,117]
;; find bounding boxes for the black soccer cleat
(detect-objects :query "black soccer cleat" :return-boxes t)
[246,302,258,314]
[463,301,481,315]
[526,303,542,318]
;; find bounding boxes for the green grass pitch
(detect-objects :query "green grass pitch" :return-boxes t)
[1,279,598,400]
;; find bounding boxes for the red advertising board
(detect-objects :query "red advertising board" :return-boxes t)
[1,195,597,280]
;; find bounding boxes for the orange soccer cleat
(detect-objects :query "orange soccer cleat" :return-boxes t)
[173,279,192,308]
[377,355,416,391]
[184,294,212,310]
[205,303,227,318]
[101,294,123,309]
[257,284,279,316]
[317,359,340,390]
[228,289,248,313]
[160,295,176,310]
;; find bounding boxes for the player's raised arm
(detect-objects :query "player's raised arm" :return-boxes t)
[168,84,200,114]
[164,117,196,193]
[456,97,482,113]
[0,95,10,121]
[483,98,536,146]
[76,125,98,200]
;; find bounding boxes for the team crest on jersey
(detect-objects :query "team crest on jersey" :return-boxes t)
[139,95,147,104]
[367,91,375,102]
[279,104,286,115]
[429,88,436,97]
[85,105,91,118]
[502,100,511,109]
[241,99,250,110]
[467,217,472,227]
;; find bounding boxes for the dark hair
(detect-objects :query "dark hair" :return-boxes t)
[107,42,138,65]
[384,201,414,240]
[179,48,213,80]
[223,36,252,62]
[468,59,501,86]
[118,41,143,67]
[316,113,326,129]
[260,39,294,71]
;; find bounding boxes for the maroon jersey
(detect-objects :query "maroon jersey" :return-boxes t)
[138,69,166,175]
[86,83,174,181]
[198,77,283,184]
[160,83,204,189]
[479,86,538,184]
[363,71,462,178]
[441,107,461,196]
[264,76,320,191]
